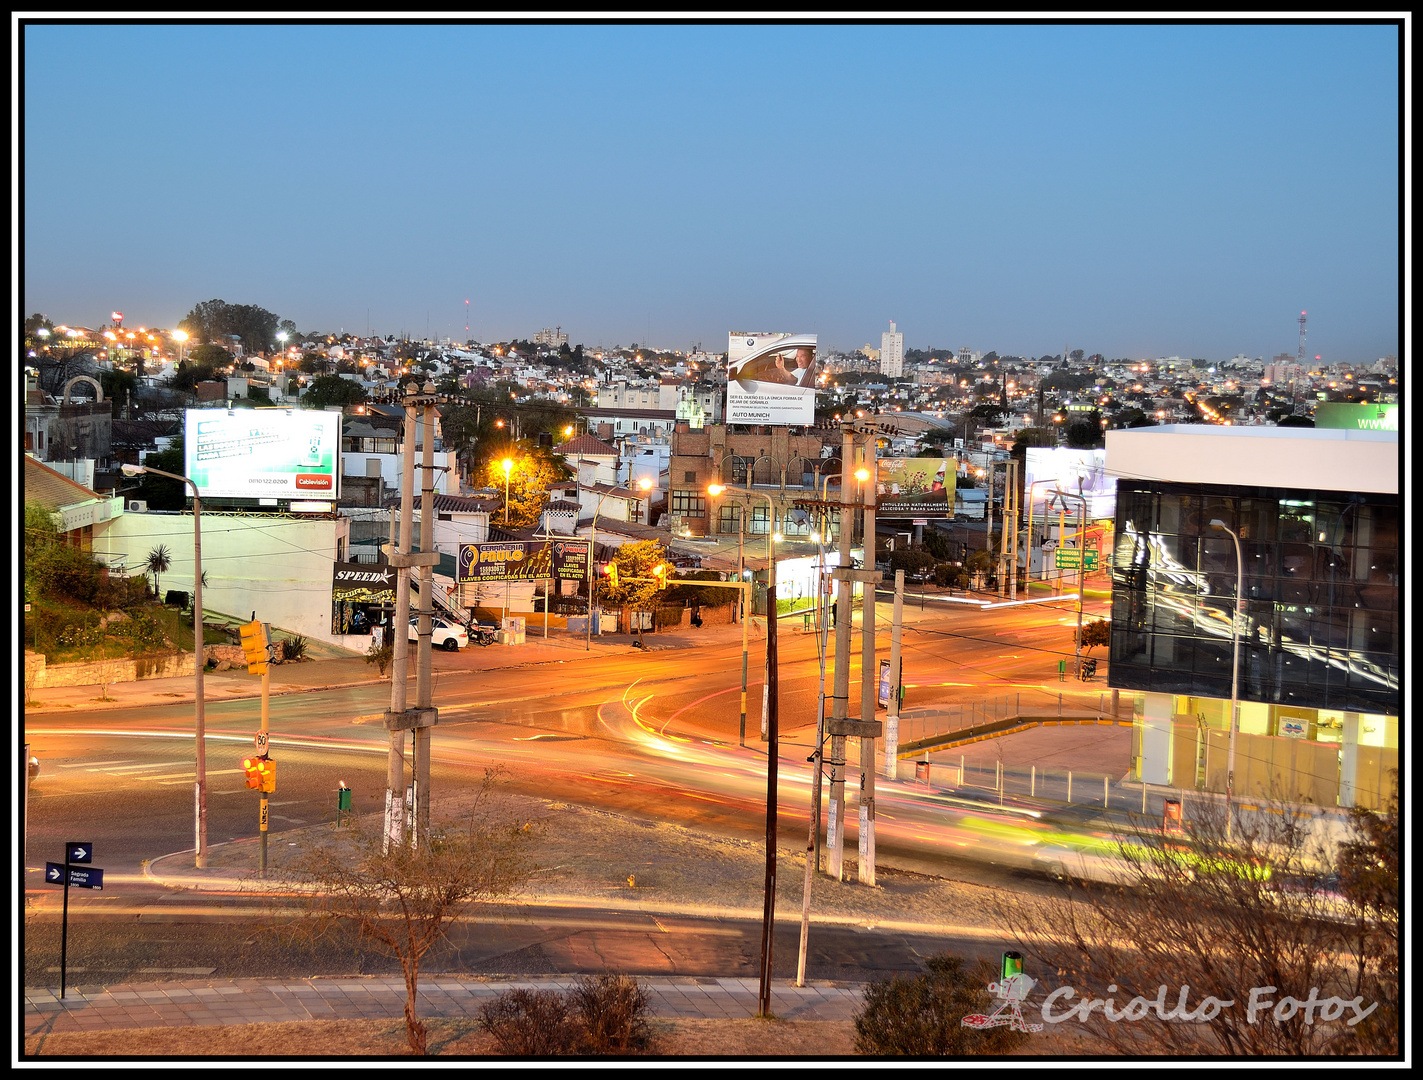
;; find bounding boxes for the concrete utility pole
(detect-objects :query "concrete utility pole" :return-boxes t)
[384,381,440,852]
[857,438,878,887]
[826,427,854,882]
[884,570,904,778]
[414,397,437,847]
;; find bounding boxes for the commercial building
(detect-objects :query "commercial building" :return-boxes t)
[1106,425,1399,809]
[880,321,904,378]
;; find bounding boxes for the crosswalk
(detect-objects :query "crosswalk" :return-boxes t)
[57,759,245,785]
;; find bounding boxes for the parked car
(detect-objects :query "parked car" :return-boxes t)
[408,616,468,651]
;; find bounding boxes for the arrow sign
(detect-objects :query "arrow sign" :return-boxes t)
[46,862,65,883]
[67,842,93,864]
[67,867,104,890]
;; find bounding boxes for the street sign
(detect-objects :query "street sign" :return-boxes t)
[255,731,268,752]
[1055,548,1099,570]
[46,862,66,884]
[67,867,104,890]
[878,659,893,708]
[67,842,93,863]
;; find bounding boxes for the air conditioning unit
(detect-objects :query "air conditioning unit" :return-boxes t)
[127,499,148,513]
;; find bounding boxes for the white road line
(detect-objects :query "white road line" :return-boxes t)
[92,761,188,773]
[58,760,131,768]
[155,769,245,784]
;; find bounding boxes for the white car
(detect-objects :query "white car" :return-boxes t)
[408,616,468,651]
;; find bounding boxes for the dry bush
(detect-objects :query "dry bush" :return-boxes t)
[994,793,1399,1056]
[572,972,653,1054]
[854,952,1029,1056]
[478,988,580,1055]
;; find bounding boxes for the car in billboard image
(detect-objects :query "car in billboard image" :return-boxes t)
[408,616,468,651]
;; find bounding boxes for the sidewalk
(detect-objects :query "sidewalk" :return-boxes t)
[24,974,863,1038]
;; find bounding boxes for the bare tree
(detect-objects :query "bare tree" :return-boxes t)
[994,793,1398,1056]
[273,771,540,1054]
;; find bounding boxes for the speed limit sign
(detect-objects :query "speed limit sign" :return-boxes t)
[255,732,268,752]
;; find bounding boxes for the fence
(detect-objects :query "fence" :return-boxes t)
[896,688,1125,750]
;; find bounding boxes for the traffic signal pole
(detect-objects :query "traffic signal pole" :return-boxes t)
[259,657,270,875]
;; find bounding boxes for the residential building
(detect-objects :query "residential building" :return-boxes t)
[533,327,568,348]
[880,321,904,378]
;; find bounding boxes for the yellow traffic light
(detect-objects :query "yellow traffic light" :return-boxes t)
[239,620,270,674]
[256,758,276,794]
[242,757,262,790]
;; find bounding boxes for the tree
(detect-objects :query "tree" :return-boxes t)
[179,299,282,355]
[995,797,1399,1056]
[131,435,188,511]
[478,444,571,529]
[1065,409,1104,449]
[1077,618,1110,654]
[302,374,367,410]
[597,540,670,624]
[1335,781,1399,1054]
[145,545,172,599]
[275,773,539,1055]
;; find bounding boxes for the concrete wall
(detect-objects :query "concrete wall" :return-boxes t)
[27,650,195,688]
[99,511,352,647]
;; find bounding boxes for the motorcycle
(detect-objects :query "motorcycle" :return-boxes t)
[1079,658,1098,681]
[467,623,498,647]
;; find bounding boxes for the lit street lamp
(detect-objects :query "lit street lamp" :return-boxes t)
[501,457,514,524]
[171,329,187,366]
[121,462,207,868]
[1210,518,1245,830]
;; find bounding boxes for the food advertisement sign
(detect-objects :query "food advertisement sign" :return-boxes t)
[458,540,590,583]
[184,408,339,501]
[1024,447,1116,521]
[877,457,956,518]
[725,332,818,426]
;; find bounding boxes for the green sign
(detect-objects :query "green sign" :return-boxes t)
[1314,403,1397,431]
[1056,548,1099,570]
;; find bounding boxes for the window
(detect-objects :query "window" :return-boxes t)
[684,470,697,483]
[718,503,740,533]
[748,503,770,535]
[730,457,749,484]
[671,489,706,516]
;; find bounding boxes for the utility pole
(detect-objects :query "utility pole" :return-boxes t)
[857,435,878,887]
[383,381,440,851]
[826,426,854,881]
[884,570,904,778]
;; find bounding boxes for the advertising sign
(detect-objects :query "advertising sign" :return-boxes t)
[184,408,340,502]
[877,457,957,519]
[1024,447,1115,521]
[458,540,590,583]
[1313,403,1397,431]
[331,561,396,636]
[726,332,818,425]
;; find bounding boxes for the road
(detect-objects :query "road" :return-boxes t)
[23,594,1112,983]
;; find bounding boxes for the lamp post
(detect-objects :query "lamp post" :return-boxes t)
[709,482,776,740]
[585,478,653,651]
[1210,519,1245,827]
[1026,478,1055,585]
[171,329,187,366]
[122,463,207,868]
[1054,489,1088,676]
[501,457,514,524]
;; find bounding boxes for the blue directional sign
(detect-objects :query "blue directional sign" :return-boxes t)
[66,867,104,890]
[46,862,66,884]
[67,842,93,864]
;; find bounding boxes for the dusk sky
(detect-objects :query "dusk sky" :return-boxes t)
[22,21,1402,362]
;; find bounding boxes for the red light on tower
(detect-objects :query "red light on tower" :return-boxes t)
[112,311,123,325]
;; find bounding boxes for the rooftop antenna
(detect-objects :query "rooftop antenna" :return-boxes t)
[1293,310,1307,410]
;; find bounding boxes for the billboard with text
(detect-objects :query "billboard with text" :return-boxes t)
[184,408,339,502]
[726,332,818,425]
[1024,447,1115,521]
[458,540,590,583]
[876,456,957,518]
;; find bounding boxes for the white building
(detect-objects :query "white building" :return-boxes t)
[880,321,904,378]
[533,327,568,348]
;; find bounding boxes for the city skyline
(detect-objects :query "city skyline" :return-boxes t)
[21,21,1404,362]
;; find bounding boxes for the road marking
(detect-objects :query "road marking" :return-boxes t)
[58,760,130,768]
[156,769,245,784]
[90,760,188,773]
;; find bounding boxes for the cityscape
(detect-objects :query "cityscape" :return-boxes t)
[19,18,1404,1065]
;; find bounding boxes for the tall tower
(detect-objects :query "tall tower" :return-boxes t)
[1297,311,1307,364]
[880,321,904,378]
[1292,310,1308,410]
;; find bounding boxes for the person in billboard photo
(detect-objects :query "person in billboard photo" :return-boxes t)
[791,345,818,386]
[732,345,818,388]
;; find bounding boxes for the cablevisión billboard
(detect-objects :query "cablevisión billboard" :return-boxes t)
[184,408,339,502]
[726,332,818,425]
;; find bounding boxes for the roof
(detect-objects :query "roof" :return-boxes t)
[24,455,99,510]
[553,434,618,456]
[543,500,581,513]
[381,493,497,513]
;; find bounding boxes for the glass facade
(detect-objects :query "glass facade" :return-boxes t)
[1109,481,1399,716]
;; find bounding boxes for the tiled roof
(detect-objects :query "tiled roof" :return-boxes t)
[24,455,99,509]
[553,434,618,456]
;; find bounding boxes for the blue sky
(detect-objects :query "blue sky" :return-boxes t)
[22,21,1402,361]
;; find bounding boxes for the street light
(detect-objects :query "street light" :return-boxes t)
[121,462,207,868]
[1052,489,1088,676]
[709,481,776,741]
[501,457,514,524]
[171,329,187,366]
[1210,518,1245,828]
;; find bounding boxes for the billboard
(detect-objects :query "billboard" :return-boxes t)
[458,540,590,584]
[331,561,396,636]
[184,408,339,502]
[1313,403,1397,431]
[726,332,818,425]
[1024,447,1115,521]
[876,456,957,519]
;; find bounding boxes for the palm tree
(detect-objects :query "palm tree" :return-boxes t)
[146,545,172,599]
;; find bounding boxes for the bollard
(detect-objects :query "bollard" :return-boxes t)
[1058,693,1062,716]
[1104,775,1109,808]
[960,755,965,786]
[1031,765,1036,797]
[996,760,1001,792]
[1068,771,1072,804]
[1142,781,1147,813]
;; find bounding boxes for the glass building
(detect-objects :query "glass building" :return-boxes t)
[1109,482,1399,716]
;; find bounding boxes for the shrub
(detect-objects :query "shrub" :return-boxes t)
[572,973,651,1054]
[478,988,579,1055]
[854,953,1029,1056]
[283,633,309,662]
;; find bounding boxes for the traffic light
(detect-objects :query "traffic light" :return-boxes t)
[255,757,276,794]
[242,756,263,790]
[601,562,619,589]
[239,619,270,675]
[651,563,670,588]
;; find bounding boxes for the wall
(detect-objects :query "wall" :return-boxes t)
[28,650,195,688]
[100,510,353,648]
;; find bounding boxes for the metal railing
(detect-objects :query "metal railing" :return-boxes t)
[897,688,1123,750]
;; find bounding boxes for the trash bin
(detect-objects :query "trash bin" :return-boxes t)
[1163,798,1184,836]
[914,761,931,784]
